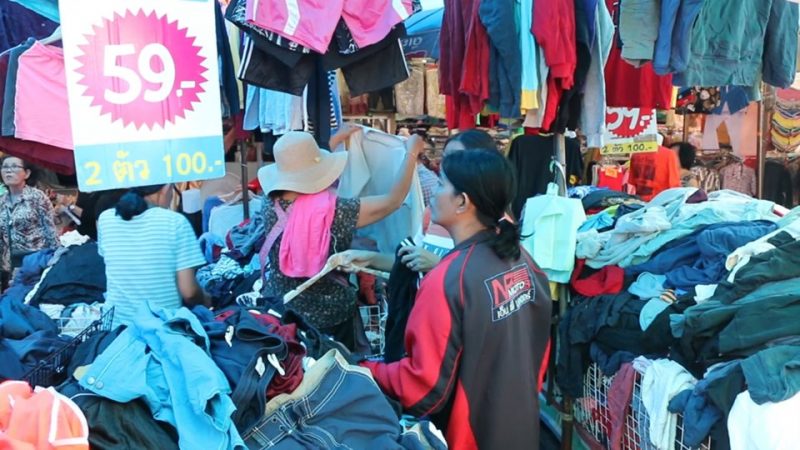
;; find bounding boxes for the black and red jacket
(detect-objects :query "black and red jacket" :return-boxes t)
[363,230,553,449]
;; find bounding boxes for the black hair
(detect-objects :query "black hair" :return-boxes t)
[115,185,165,220]
[671,142,697,170]
[441,149,521,261]
[1,156,39,186]
[444,129,498,152]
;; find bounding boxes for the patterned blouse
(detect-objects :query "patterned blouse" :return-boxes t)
[0,186,58,272]
[262,196,360,329]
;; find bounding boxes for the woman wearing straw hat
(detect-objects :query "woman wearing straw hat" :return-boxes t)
[257,129,424,350]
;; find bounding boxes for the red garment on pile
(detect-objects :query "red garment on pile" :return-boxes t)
[603,0,673,109]
[533,0,576,130]
[440,0,490,130]
[597,166,627,192]
[571,259,625,296]
[607,363,637,450]
[630,146,681,202]
[215,310,306,398]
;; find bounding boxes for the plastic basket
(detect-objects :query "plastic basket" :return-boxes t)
[573,363,712,450]
[22,307,115,388]
[359,300,387,358]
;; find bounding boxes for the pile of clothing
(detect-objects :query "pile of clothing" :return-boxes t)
[0,237,108,384]
[558,186,800,449]
[36,304,445,449]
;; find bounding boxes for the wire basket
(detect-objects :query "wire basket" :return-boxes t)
[359,300,387,358]
[22,307,115,388]
[53,304,106,337]
[573,363,712,450]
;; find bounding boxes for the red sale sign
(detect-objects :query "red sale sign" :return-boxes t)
[602,108,659,155]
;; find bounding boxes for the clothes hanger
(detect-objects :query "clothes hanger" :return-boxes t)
[40,26,62,45]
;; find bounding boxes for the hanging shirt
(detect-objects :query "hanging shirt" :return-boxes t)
[13,41,72,149]
[604,0,673,109]
[520,184,587,283]
[629,147,681,201]
[0,0,58,52]
[580,0,614,147]
[246,0,411,54]
[674,0,799,89]
[337,127,424,255]
[0,185,57,272]
[439,0,490,129]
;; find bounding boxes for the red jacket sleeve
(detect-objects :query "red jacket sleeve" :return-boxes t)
[533,0,576,87]
[362,261,462,417]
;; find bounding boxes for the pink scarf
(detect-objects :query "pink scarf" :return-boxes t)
[279,190,337,278]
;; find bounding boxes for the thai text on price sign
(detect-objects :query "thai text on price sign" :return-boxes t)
[601,108,659,156]
[60,0,225,191]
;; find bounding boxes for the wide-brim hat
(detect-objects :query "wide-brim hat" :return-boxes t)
[258,131,348,196]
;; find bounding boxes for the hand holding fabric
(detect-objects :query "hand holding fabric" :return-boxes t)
[399,245,440,273]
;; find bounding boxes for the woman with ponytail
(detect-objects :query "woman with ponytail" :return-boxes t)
[97,184,207,326]
[361,149,553,449]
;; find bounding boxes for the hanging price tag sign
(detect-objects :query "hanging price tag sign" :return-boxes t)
[601,108,659,156]
[60,0,225,191]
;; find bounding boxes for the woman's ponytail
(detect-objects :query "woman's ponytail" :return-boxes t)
[115,185,165,220]
[491,218,522,261]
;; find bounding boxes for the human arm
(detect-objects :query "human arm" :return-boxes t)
[37,190,58,247]
[356,134,424,228]
[177,267,210,307]
[329,125,362,151]
[175,215,211,307]
[338,249,396,272]
[361,265,462,416]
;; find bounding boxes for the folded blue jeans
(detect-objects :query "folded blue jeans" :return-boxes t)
[244,350,407,449]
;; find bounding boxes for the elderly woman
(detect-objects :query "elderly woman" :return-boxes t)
[0,156,57,290]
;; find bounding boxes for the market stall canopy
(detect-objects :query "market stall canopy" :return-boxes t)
[402,7,441,60]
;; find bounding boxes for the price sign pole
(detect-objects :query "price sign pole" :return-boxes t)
[60,1,225,191]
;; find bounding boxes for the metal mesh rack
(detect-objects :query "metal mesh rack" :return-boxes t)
[573,363,712,450]
[359,300,387,358]
[22,307,115,388]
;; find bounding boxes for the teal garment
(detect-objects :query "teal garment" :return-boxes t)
[521,184,586,283]
[674,0,798,88]
[629,273,667,300]
[741,345,800,405]
[80,306,245,449]
[10,0,58,22]
[778,206,800,228]
[578,209,615,232]
[762,0,799,88]
[674,277,800,354]
[619,0,660,65]
[517,0,541,101]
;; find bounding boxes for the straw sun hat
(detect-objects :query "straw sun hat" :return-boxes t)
[257,131,348,196]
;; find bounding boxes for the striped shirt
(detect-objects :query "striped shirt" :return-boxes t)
[98,207,205,326]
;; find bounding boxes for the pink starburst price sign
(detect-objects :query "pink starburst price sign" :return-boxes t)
[60,0,225,191]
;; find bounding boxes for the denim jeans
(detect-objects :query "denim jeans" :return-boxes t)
[244,350,407,449]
